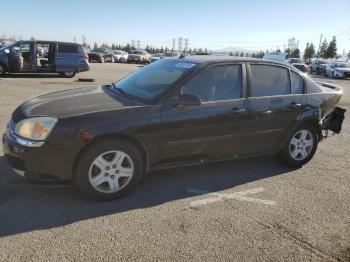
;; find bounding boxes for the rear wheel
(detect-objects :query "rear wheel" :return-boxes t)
[60,71,76,78]
[316,68,319,75]
[74,140,144,200]
[280,124,318,167]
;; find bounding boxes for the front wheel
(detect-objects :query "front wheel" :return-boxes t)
[74,140,144,200]
[60,71,76,78]
[280,124,318,167]
[0,63,6,75]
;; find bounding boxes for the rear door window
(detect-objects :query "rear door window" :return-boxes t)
[57,44,78,53]
[250,65,290,97]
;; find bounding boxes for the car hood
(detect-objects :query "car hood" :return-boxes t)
[292,63,306,66]
[335,67,350,72]
[12,86,140,122]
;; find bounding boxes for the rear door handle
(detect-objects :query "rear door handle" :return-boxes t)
[289,102,302,109]
[231,108,246,113]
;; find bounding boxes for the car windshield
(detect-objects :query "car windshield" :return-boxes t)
[291,58,303,63]
[0,43,14,51]
[334,63,350,68]
[133,50,144,54]
[318,59,329,64]
[113,50,122,55]
[152,53,163,57]
[113,59,197,101]
[165,52,177,57]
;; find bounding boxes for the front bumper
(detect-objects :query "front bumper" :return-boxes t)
[2,126,75,181]
[128,57,141,62]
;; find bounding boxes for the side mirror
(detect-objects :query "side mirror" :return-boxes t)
[4,49,10,54]
[174,93,201,107]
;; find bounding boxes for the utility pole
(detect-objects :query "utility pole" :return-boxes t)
[131,39,135,48]
[317,34,322,58]
[172,38,176,51]
[184,38,189,52]
[178,37,183,53]
[136,40,140,49]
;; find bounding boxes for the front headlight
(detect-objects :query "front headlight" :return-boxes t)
[15,117,57,141]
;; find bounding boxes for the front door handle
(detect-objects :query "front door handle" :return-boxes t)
[288,102,302,109]
[231,108,246,113]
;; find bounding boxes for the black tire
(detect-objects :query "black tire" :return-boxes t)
[316,68,319,75]
[74,140,144,200]
[280,124,318,167]
[60,71,76,78]
[0,63,6,75]
[332,72,335,78]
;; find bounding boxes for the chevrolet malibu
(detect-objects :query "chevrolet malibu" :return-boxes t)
[2,57,344,200]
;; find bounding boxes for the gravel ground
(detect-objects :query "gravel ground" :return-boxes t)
[0,63,349,262]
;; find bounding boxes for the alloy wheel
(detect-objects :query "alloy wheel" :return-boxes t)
[88,150,134,193]
[289,130,314,161]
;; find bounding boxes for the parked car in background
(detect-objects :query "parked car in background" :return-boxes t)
[111,50,128,63]
[262,52,288,63]
[2,57,345,200]
[150,53,164,63]
[91,48,115,63]
[309,59,329,75]
[88,52,104,63]
[36,47,45,57]
[325,61,350,78]
[287,58,308,73]
[127,50,151,64]
[164,51,177,58]
[0,40,89,77]
[103,53,115,63]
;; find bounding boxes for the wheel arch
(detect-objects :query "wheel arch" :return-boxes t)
[73,133,149,179]
[286,118,321,145]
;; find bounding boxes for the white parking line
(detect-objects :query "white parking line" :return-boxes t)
[189,187,276,207]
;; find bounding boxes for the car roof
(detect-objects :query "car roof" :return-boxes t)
[16,40,79,45]
[176,55,291,67]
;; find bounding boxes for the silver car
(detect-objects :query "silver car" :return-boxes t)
[325,62,350,78]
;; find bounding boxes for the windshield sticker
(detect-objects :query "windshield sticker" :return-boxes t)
[174,62,196,69]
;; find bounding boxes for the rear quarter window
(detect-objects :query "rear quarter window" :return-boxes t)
[57,44,78,53]
[290,71,304,94]
[250,64,290,97]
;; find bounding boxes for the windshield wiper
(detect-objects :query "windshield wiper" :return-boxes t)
[111,83,143,102]
[111,83,128,96]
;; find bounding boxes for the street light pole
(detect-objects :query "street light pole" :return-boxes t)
[317,34,322,58]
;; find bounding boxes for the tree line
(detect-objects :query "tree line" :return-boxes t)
[88,36,347,60]
[302,36,338,62]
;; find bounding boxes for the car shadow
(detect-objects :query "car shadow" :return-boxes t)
[0,154,296,237]
[0,73,62,78]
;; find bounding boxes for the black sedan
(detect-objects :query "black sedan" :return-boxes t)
[2,57,345,200]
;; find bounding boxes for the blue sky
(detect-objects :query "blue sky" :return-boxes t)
[1,0,349,53]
